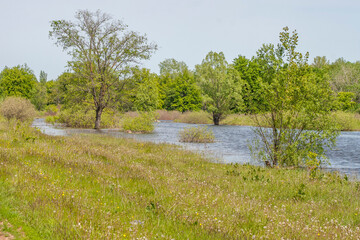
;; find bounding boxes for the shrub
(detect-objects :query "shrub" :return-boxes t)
[336,92,356,111]
[56,107,121,128]
[44,104,59,116]
[122,112,156,133]
[332,111,360,131]
[45,115,59,125]
[0,96,36,122]
[174,111,212,124]
[179,126,215,143]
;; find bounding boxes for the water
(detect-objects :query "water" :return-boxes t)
[32,118,360,177]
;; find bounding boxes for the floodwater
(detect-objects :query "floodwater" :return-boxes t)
[32,118,360,177]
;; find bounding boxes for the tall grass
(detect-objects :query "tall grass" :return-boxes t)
[179,126,215,143]
[155,110,182,121]
[174,111,212,124]
[0,121,360,239]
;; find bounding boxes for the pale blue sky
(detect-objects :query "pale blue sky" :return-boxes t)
[0,0,359,80]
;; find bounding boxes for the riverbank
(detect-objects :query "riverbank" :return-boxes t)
[158,110,360,131]
[1,121,360,239]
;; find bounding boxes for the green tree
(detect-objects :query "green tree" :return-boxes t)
[0,64,37,99]
[159,58,188,76]
[162,69,202,112]
[49,10,157,129]
[328,59,360,103]
[250,27,338,167]
[31,70,48,110]
[336,92,356,111]
[195,51,242,125]
[233,55,265,113]
[125,67,160,111]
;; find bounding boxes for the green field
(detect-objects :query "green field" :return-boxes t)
[0,121,360,239]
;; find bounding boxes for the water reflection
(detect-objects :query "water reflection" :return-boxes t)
[32,118,360,177]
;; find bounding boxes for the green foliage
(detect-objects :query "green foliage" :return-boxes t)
[44,104,59,116]
[57,106,120,128]
[250,27,339,167]
[0,64,37,99]
[122,112,156,133]
[336,92,356,111]
[31,70,48,111]
[332,111,360,131]
[328,59,360,102]
[162,70,202,112]
[305,152,321,179]
[122,68,160,112]
[45,115,58,125]
[49,10,157,129]
[233,56,265,113]
[195,51,243,125]
[0,96,36,122]
[159,58,188,76]
[179,126,215,143]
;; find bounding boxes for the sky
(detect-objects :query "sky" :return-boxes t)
[0,0,359,80]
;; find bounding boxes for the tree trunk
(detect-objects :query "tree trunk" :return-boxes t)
[213,113,221,125]
[94,107,103,129]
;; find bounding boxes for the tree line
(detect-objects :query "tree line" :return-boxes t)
[0,44,358,126]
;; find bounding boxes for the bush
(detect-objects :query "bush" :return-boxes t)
[174,111,212,124]
[122,112,156,133]
[45,115,59,125]
[332,111,360,131]
[0,96,36,122]
[56,107,121,128]
[179,126,215,143]
[44,104,59,116]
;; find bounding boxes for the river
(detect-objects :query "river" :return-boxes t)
[32,118,360,177]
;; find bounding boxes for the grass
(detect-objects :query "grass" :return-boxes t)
[0,120,360,239]
[174,111,212,124]
[221,113,258,126]
[179,126,215,143]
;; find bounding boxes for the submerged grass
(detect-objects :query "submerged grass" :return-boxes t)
[0,120,360,239]
[179,126,215,143]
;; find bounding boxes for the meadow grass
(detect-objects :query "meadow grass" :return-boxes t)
[0,121,360,239]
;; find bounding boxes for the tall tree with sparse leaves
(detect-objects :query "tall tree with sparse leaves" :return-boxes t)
[49,10,157,129]
[251,27,338,167]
